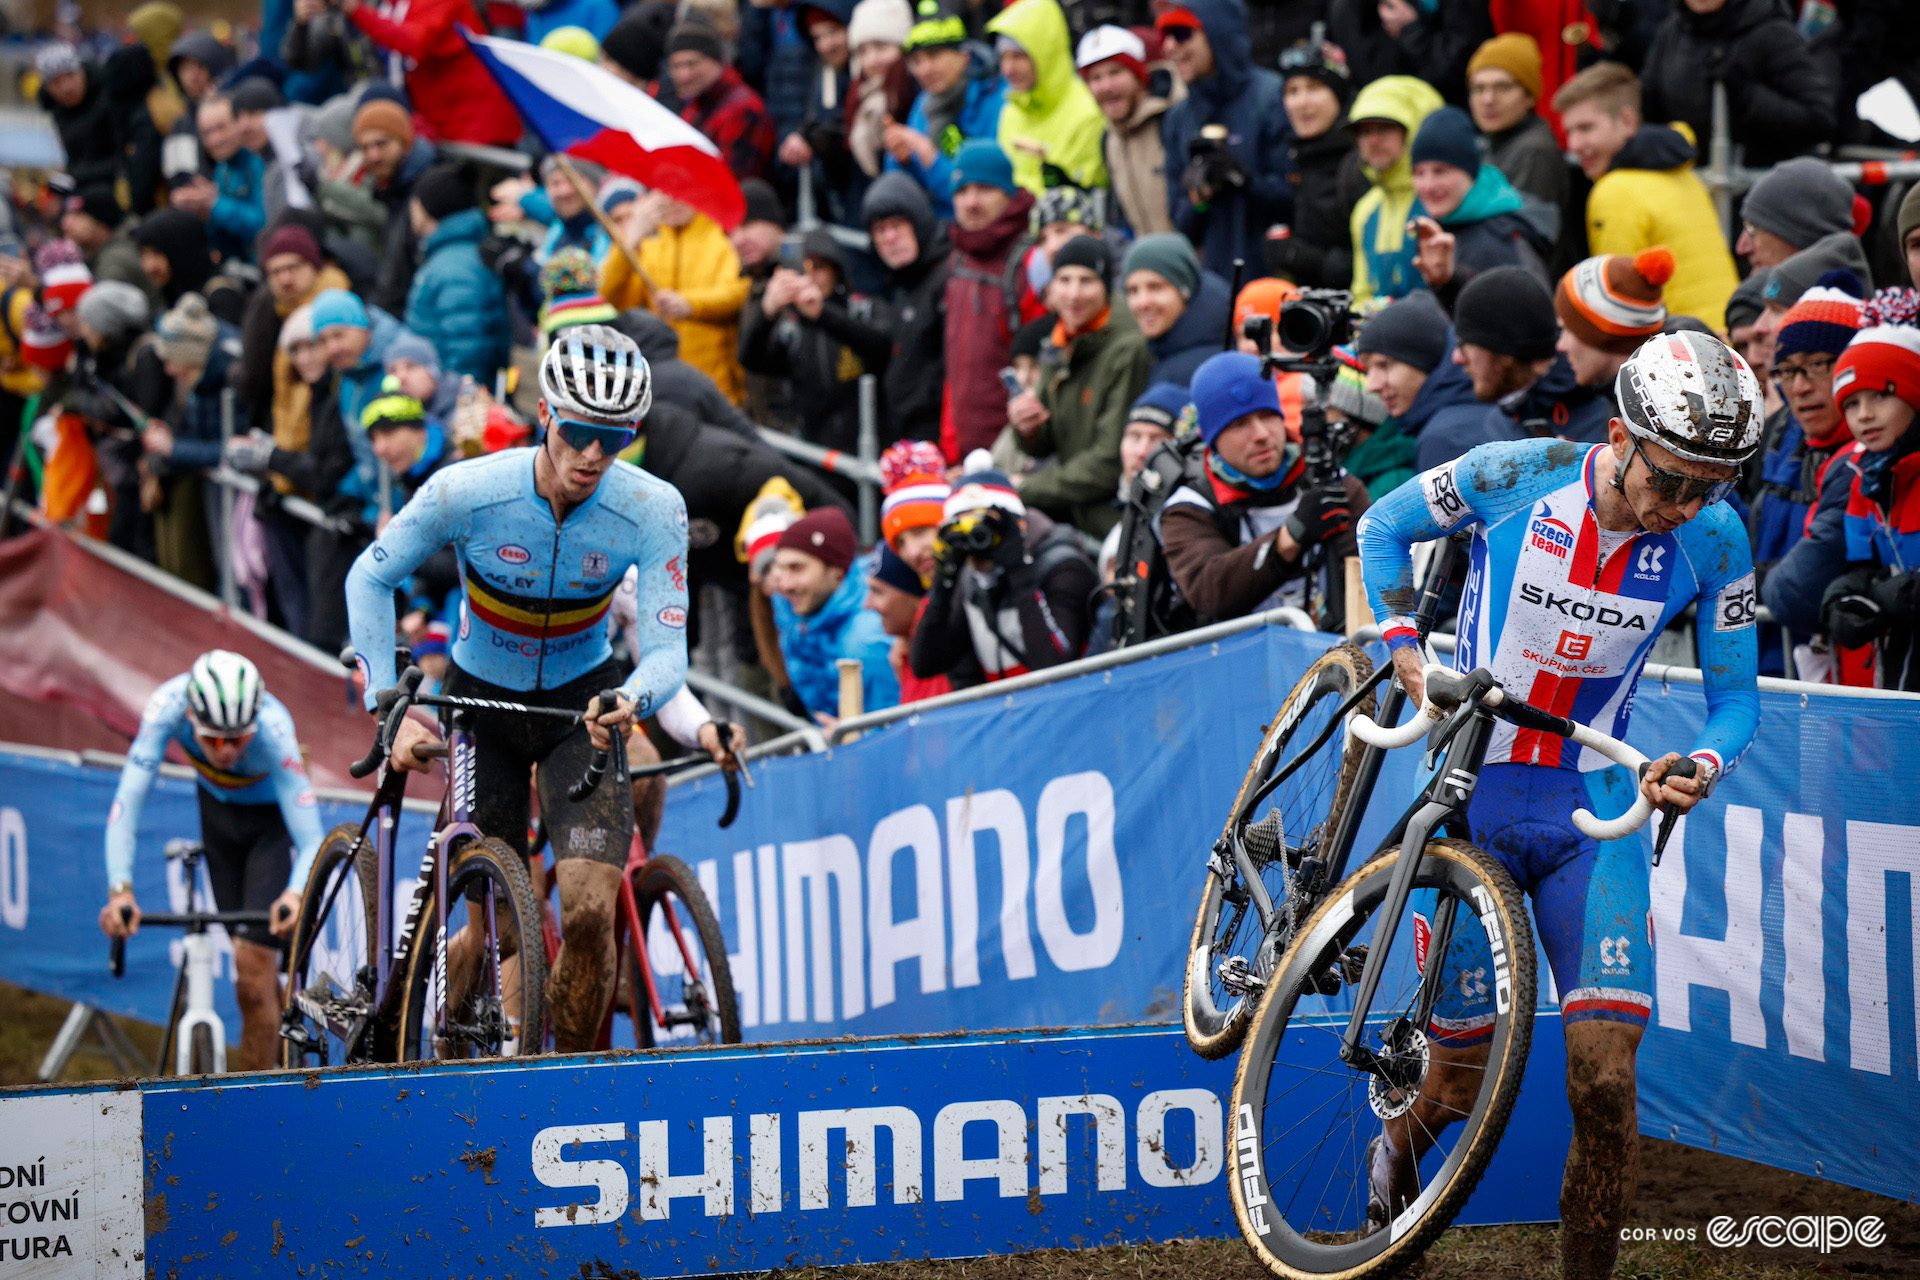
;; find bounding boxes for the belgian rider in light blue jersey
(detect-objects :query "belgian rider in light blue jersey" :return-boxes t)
[343,325,687,1052]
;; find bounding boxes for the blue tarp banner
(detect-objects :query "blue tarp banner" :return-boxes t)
[4,624,1918,1202]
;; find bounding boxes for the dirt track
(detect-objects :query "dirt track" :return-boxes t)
[5,981,1913,1279]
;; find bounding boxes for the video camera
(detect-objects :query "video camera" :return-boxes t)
[1240,287,1361,491]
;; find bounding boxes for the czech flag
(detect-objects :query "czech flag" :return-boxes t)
[463,33,745,230]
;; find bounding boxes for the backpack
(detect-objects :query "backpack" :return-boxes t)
[1107,434,1207,649]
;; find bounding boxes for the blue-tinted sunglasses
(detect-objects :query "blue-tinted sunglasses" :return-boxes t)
[552,416,639,456]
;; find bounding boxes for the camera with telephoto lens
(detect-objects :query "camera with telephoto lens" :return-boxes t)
[938,507,1011,558]
[1278,288,1356,362]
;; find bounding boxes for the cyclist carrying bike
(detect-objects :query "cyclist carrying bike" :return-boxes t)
[98,650,323,1071]
[344,324,689,1053]
[1355,330,1764,1280]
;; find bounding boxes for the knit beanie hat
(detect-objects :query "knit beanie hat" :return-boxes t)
[1764,232,1873,311]
[385,331,440,375]
[1128,381,1190,433]
[1354,291,1450,373]
[1742,158,1856,253]
[278,301,315,351]
[1724,268,1770,333]
[1075,24,1148,83]
[601,2,676,81]
[882,472,950,545]
[1555,247,1672,354]
[1453,265,1557,361]
[540,25,601,61]
[1833,288,1920,415]
[1030,184,1101,234]
[352,98,413,148]
[777,506,858,572]
[1328,346,1387,426]
[1410,106,1481,177]
[871,543,926,597]
[35,41,83,82]
[1278,36,1353,108]
[76,280,150,344]
[229,76,284,114]
[19,304,71,371]
[1121,233,1201,301]
[1050,234,1112,291]
[36,241,93,316]
[1901,185,1920,256]
[413,621,452,660]
[413,163,474,222]
[156,292,218,368]
[539,247,619,334]
[64,187,124,229]
[904,0,968,52]
[945,451,1027,519]
[665,21,725,64]
[740,177,785,227]
[878,438,948,489]
[309,93,360,157]
[951,139,1016,195]
[849,0,913,51]
[361,375,427,432]
[261,223,323,269]
[599,177,644,215]
[1466,33,1541,101]
[735,478,807,570]
[1774,270,1866,362]
[1191,351,1282,446]
[310,288,370,333]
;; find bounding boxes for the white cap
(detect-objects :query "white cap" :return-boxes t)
[1075,24,1147,73]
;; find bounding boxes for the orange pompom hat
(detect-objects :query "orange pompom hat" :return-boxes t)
[1555,247,1672,355]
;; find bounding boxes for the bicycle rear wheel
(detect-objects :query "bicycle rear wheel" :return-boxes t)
[281,824,380,1069]
[629,855,739,1047]
[397,838,547,1061]
[1185,643,1374,1059]
[1229,839,1535,1280]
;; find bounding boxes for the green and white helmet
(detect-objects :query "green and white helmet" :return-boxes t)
[186,650,262,736]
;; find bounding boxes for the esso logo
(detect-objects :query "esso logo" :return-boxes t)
[657,605,688,629]
[497,544,531,565]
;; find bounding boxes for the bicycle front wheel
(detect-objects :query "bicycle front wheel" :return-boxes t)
[1185,642,1374,1059]
[1229,839,1535,1280]
[397,838,547,1062]
[281,824,380,1069]
[629,855,740,1047]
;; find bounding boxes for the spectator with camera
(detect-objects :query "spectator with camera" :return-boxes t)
[1266,36,1364,293]
[910,462,1096,686]
[768,506,899,721]
[1123,234,1232,388]
[1157,0,1292,281]
[862,172,950,445]
[1159,350,1368,629]
[1346,74,1444,307]
[1010,236,1150,539]
[945,141,1034,462]
[167,94,267,267]
[1075,25,1172,238]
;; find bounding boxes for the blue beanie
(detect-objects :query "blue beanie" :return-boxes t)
[870,544,926,597]
[1191,352,1281,446]
[310,288,370,333]
[950,139,1016,196]
[1127,381,1191,432]
[1411,106,1482,176]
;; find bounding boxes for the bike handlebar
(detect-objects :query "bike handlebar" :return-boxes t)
[109,905,272,976]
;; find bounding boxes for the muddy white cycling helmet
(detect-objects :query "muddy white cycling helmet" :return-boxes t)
[1614,330,1765,466]
[538,323,652,424]
[186,650,262,736]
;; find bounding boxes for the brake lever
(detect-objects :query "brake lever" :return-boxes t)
[1639,757,1699,866]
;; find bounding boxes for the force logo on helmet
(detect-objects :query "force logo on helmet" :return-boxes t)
[1614,331,1764,467]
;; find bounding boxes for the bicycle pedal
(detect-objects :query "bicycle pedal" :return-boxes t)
[1217,955,1265,998]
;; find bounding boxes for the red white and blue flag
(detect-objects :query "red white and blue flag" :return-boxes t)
[462,33,745,230]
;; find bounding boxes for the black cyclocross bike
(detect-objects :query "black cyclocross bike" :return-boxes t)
[279,662,620,1066]
[1186,538,1692,1278]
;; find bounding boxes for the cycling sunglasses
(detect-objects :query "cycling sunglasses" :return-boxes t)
[1629,438,1736,507]
[193,726,255,746]
[551,415,639,456]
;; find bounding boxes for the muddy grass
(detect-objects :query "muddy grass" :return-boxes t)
[3,981,1912,1278]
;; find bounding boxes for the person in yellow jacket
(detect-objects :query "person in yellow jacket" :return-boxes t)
[1346,75,1444,309]
[1554,61,1737,332]
[599,192,752,404]
[984,0,1108,196]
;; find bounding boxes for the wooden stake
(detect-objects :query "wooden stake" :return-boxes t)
[553,153,658,296]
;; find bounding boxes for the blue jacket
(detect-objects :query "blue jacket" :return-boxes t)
[1413,354,1610,472]
[336,306,414,516]
[1144,270,1233,388]
[1761,447,1856,635]
[1397,334,1481,449]
[1159,0,1294,279]
[740,1,819,139]
[406,208,510,385]
[772,558,899,717]
[210,148,267,264]
[888,45,1006,220]
[527,0,620,44]
[164,326,244,472]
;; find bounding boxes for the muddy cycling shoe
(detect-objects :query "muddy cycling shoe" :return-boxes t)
[1307,943,1369,996]
[1365,1132,1418,1233]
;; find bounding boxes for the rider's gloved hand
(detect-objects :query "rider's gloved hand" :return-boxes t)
[269,889,302,939]
[1284,480,1352,551]
[697,720,747,772]
[584,690,635,752]
[223,430,275,475]
[99,889,139,939]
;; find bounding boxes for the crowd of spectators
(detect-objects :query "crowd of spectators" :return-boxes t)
[6,0,1920,725]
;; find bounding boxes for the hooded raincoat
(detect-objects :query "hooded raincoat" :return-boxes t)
[984,0,1109,195]
[1346,75,1444,308]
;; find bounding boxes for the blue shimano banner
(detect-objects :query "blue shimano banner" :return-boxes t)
[0,750,435,1035]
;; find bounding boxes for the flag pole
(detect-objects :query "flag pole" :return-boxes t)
[554,153,661,297]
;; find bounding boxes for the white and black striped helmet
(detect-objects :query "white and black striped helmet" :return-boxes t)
[1615,331,1765,466]
[186,650,262,736]
[538,324,652,424]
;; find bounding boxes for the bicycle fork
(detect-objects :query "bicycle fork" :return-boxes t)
[173,933,226,1075]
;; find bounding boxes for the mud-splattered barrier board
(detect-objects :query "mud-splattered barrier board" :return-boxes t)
[0,1023,1571,1276]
